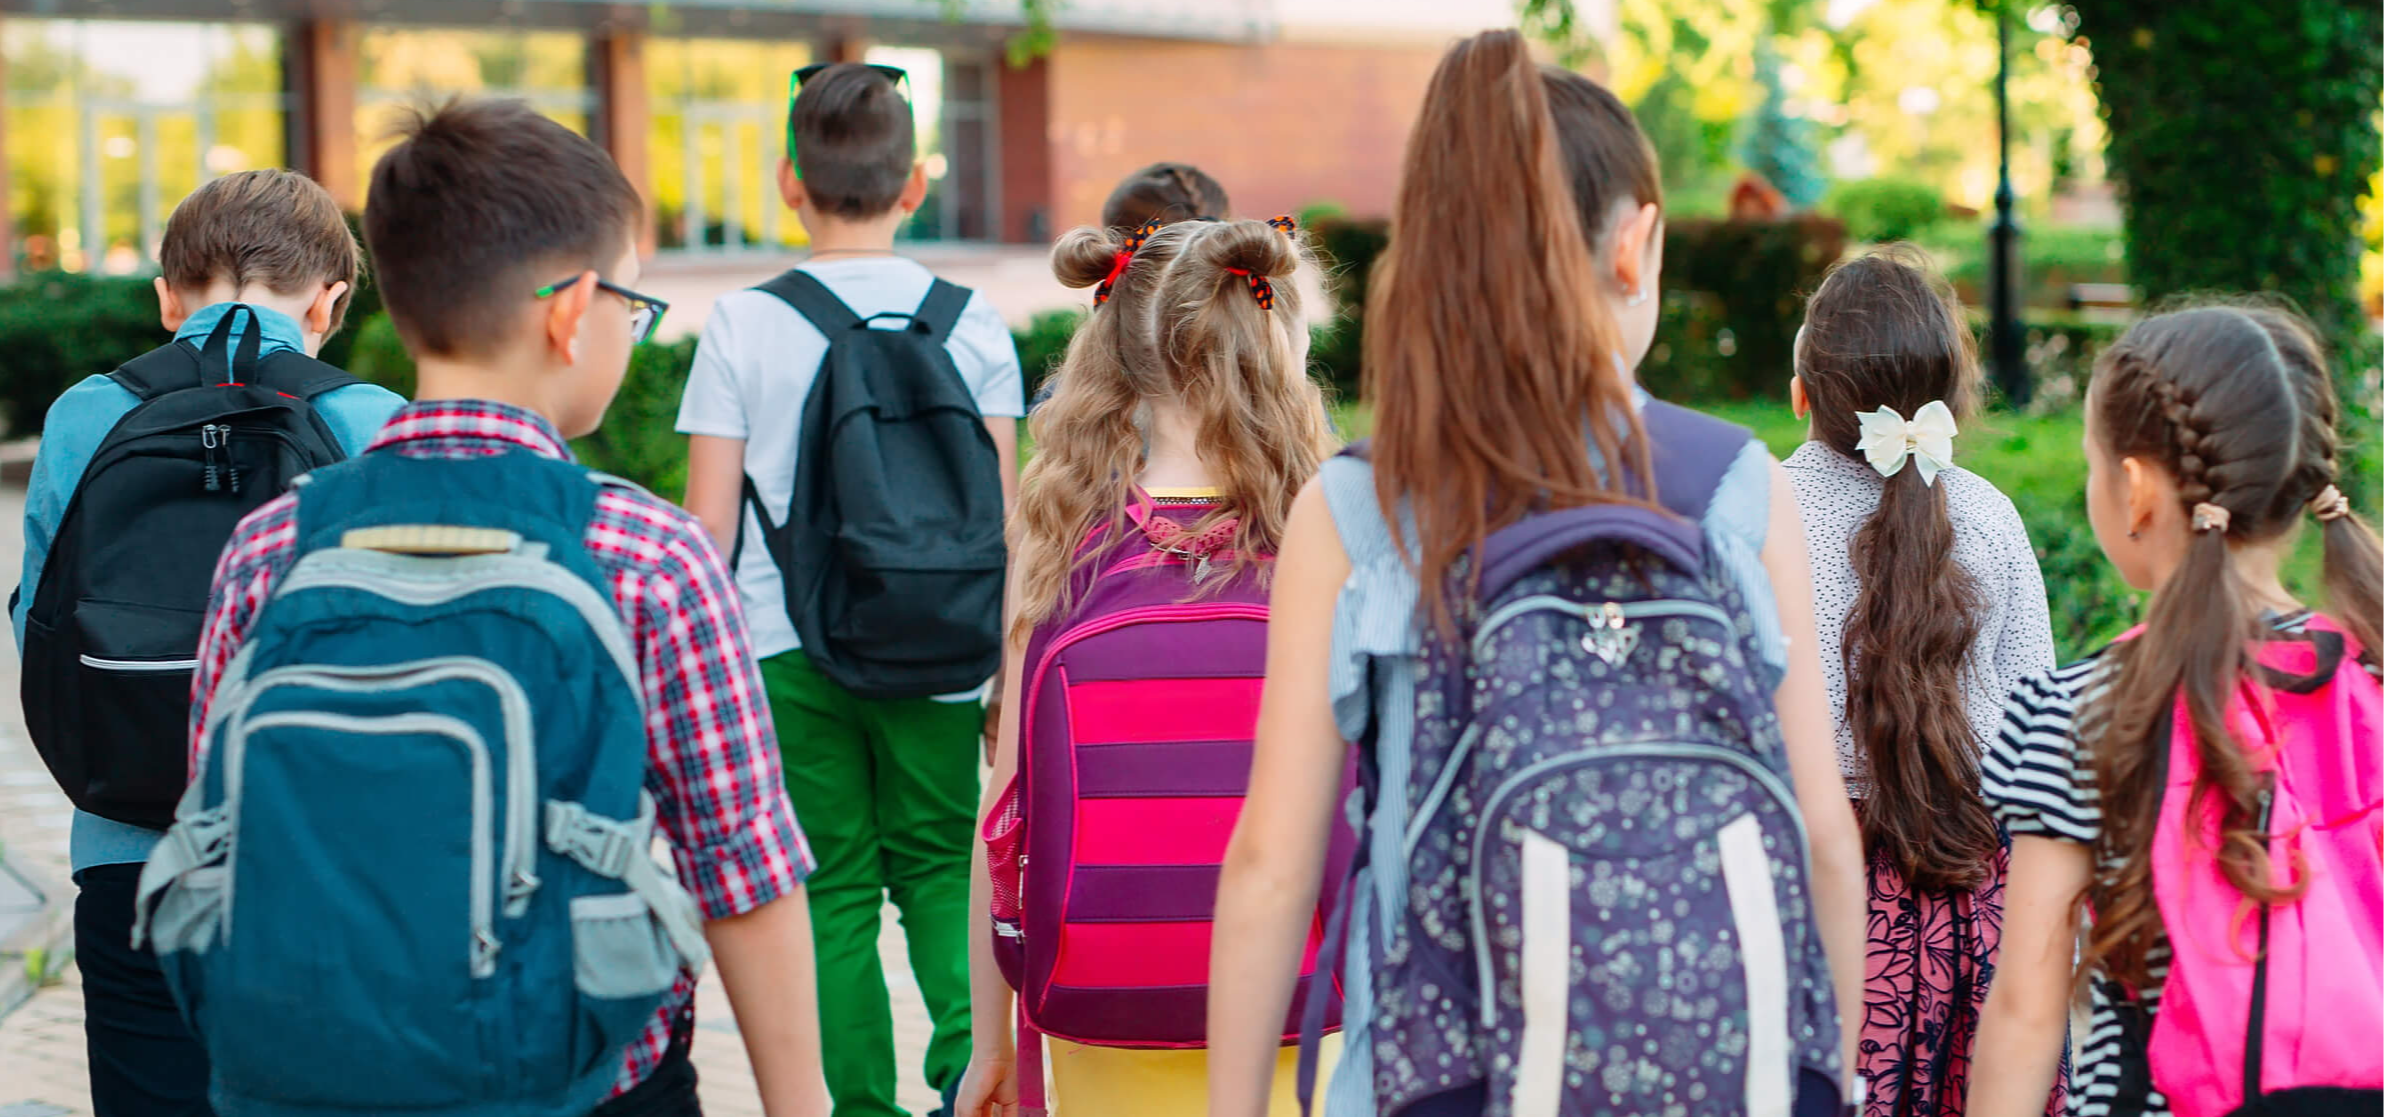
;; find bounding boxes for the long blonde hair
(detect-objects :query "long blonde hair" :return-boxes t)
[1010,218,1337,642]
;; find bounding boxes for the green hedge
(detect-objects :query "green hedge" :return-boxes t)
[0,273,167,435]
[1912,223,2129,309]
[1823,177,1947,244]
[1641,215,1847,401]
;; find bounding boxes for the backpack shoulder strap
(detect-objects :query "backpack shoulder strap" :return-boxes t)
[912,280,973,345]
[753,269,864,336]
[107,341,202,401]
[255,351,363,400]
[1640,399,1754,523]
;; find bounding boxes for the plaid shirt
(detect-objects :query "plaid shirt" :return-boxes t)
[189,400,813,1098]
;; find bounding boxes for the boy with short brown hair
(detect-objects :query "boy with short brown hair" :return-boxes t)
[679,61,1021,1117]
[13,167,403,1117]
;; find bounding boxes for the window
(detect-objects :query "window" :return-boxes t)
[4,19,285,274]
[868,46,998,243]
[355,28,592,189]
[645,37,812,251]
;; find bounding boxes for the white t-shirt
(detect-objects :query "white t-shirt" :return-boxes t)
[675,256,1025,665]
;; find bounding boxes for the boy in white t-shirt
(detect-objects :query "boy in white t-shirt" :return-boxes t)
[677,62,1022,1117]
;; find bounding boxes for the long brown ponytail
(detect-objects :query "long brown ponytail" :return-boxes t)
[1366,30,1651,623]
[2084,306,2313,990]
[1796,247,1994,892]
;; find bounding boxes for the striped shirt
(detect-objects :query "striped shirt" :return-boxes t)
[1985,649,2161,1117]
[190,400,815,1098]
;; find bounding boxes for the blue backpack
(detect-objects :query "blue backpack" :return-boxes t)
[1310,403,1844,1117]
[134,450,708,1117]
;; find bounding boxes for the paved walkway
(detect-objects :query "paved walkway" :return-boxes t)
[0,480,946,1117]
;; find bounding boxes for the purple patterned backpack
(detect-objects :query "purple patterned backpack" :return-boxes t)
[1314,402,1845,1117]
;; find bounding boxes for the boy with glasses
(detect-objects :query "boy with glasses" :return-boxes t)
[176,98,827,1117]
[679,61,1023,1117]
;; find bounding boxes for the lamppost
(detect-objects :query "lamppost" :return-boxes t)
[1989,0,2029,404]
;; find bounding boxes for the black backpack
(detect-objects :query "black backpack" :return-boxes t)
[739,271,1005,700]
[20,307,360,830]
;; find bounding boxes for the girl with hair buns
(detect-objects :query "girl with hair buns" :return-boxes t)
[1971,305,2383,1117]
[1785,246,2060,1117]
[955,214,1339,1117]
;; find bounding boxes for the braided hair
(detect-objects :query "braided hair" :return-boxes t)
[2083,305,2313,990]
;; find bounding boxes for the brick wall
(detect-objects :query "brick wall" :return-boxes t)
[1033,37,1445,233]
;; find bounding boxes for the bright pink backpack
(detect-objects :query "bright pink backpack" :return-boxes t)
[982,495,1351,1114]
[2134,615,2383,1115]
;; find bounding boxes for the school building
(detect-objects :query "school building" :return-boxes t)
[0,0,1534,279]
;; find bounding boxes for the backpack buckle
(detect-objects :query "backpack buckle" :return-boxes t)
[544,800,640,879]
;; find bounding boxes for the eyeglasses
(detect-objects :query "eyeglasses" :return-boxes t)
[534,275,669,344]
[785,62,911,176]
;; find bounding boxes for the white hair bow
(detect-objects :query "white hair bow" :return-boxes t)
[1855,400,1957,486]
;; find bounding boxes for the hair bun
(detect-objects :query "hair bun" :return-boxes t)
[1052,225,1126,289]
[1192,218,1299,281]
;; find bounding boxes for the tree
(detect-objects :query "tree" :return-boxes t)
[1738,40,1825,208]
[2066,0,2381,370]
[1518,0,2381,367]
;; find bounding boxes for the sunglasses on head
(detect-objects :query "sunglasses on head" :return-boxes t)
[785,63,911,176]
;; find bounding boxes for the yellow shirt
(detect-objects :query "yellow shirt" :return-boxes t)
[1046,1034,1341,1116]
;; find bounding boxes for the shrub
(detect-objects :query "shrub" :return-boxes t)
[1015,309,1083,401]
[571,336,702,498]
[345,312,415,400]
[1640,214,1847,401]
[0,272,165,435]
[1823,177,1946,244]
[315,211,384,372]
[1916,223,2128,308]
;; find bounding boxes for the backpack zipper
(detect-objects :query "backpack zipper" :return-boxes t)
[201,425,224,492]
[1470,596,1736,658]
[80,654,200,672]
[1463,740,1808,1027]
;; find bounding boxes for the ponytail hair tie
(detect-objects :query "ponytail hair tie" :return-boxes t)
[1222,216,1301,310]
[1093,218,1167,307]
[2192,502,2233,534]
[2310,484,2351,523]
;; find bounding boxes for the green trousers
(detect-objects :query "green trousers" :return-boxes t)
[761,650,979,1117]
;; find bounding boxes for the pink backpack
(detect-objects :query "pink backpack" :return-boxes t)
[2134,615,2383,1115]
[981,495,1351,1114]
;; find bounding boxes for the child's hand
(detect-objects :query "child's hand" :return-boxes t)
[955,1051,1019,1117]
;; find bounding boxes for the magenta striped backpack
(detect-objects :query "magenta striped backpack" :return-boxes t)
[983,491,1351,1113]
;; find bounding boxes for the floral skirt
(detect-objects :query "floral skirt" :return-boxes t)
[1858,824,2063,1117]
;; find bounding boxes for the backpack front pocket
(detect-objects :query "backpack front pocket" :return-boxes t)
[205,709,497,1108]
[1470,749,1804,1117]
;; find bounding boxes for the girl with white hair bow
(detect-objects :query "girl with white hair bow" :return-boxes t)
[1782,245,2061,1117]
